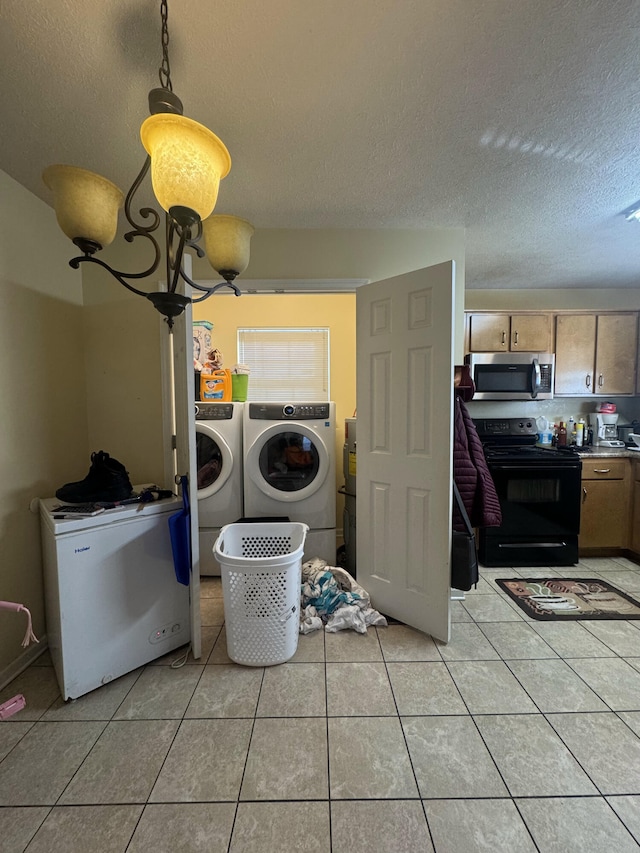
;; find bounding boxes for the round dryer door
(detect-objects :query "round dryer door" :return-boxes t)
[195,423,233,500]
[246,423,330,502]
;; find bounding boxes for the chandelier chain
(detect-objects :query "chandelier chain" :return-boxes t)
[159,0,173,92]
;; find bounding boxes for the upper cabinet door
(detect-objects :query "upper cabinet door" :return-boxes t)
[467,313,551,352]
[595,314,637,395]
[554,314,596,395]
[510,314,552,352]
[467,313,510,351]
[555,313,637,396]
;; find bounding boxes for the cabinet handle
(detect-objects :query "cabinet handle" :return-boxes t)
[513,330,519,346]
[586,374,591,388]
[593,468,611,474]
[598,374,604,387]
[501,330,506,345]
[582,487,587,504]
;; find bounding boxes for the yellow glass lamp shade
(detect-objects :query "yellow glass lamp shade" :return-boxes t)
[140,114,231,221]
[42,165,124,247]
[203,215,254,275]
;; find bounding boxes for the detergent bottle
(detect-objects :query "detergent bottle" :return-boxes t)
[200,369,232,401]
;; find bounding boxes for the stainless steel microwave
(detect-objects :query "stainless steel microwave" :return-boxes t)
[465,352,555,400]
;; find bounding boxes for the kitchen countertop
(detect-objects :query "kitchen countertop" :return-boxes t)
[576,447,640,459]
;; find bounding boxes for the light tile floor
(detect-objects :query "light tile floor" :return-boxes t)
[1,558,640,851]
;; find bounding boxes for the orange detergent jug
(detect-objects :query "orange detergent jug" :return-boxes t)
[200,369,232,401]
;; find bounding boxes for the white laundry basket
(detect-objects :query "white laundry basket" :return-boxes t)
[213,521,309,666]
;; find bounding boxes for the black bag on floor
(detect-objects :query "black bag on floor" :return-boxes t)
[451,482,479,591]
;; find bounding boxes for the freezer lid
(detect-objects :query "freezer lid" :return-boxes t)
[39,485,182,535]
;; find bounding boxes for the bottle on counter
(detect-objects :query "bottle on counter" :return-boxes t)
[576,418,585,448]
[568,416,576,444]
[557,422,567,446]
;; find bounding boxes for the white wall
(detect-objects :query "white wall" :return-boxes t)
[0,170,89,678]
[466,288,640,311]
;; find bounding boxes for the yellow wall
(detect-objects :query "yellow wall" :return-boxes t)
[193,293,356,534]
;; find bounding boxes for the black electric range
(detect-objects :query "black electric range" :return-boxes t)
[473,417,582,567]
[474,418,581,463]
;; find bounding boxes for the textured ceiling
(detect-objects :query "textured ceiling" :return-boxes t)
[2,0,640,289]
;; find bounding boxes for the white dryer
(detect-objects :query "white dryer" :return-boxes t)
[196,401,244,575]
[243,402,336,564]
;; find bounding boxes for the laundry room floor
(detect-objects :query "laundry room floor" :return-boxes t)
[1,558,640,852]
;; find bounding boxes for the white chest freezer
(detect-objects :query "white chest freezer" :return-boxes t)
[39,492,191,700]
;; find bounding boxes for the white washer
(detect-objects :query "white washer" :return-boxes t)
[243,402,336,563]
[196,401,244,575]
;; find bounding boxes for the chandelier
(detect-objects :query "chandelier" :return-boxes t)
[42,0,253,327]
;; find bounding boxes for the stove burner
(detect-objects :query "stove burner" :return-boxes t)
[482,444,580,464]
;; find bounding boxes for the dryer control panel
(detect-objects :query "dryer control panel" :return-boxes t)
[195,403,235,420]
[249,403,332,420]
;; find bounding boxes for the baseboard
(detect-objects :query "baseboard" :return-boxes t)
[578,548,640,567]
[579,548,624,558]
[0,636,49,693]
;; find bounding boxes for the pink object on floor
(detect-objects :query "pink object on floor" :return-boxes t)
[0,600,39,720]
[0,694,26,720]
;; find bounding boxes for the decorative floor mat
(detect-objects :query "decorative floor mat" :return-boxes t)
[496,578,640,620]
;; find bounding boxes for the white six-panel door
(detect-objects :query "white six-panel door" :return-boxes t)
[356,262,455,643]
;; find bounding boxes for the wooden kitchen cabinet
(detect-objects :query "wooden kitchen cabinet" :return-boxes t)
[555,313,637,396]
[631,460,640,555]
[580,458,631,552]
[467,313,552,352]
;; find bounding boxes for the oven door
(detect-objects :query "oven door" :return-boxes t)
[479,461,581,567]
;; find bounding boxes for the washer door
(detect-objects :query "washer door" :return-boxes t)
[196,423,234,500]
[246,423,330,502]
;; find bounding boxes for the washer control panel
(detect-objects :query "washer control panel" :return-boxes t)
[249,403,331,420]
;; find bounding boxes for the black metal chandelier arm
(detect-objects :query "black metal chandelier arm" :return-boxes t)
[185,220,205,259]
[177,263,202,291]
[124,156,161,235]
[117,228,163,279]
[68,255,152,298]
[168,225,190,294]
[190,281,242,302]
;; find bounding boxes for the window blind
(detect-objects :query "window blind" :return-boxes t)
[237,328,330,401]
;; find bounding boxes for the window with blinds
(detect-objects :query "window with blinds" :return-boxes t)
[237,328,330,401]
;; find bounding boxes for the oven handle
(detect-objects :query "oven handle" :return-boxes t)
[488,464,580,471]
[498,542,567,549]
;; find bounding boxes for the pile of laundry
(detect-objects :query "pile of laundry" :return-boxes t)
[299,558,387,634]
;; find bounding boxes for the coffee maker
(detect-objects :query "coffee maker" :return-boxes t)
[589,412,625,447]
